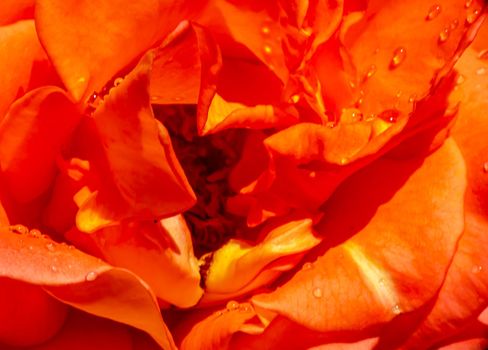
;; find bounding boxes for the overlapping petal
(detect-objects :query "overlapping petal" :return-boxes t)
[72,52,196,232]
[0,20,59,121]
[0,226,176,349]
[66,215,203,308]
[252,139,466,332]
[0,87,80,203]
[35,0,207,101]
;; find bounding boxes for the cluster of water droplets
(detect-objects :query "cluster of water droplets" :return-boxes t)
[7,224,98,282]
[215,300,253,316]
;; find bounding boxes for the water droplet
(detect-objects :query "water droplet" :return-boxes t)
[392,304,402,314]
[150,96,160,102]
[10,225,28,234]
[261,26,271,35]
[476,67,487,75]
[483,162,488,173]
[390,47,406,69]
[29,229,42,237]
[408,94,417,103]
[46,243,55,252]
[472,265,483,274]
[87,92,98,104]
[312,287,323,298]
[226,300,239,311]
[395,90,402,99]
[239,304,252,312]
[426,4,442,21]
[450,19,460,30]
[365,64,377,79]
[67,264,73,269]
[301,27,313,37]
[340,157,349,165]
[456,74,466,85]
[438,27,450,43]
[28,245,34,251]
[114,77,123,86]
[465,0,473,8]
[478,49,488,60]
[378,109,400,123]
[326,121,337,128]
[308,171,316,179]
[85,271,98,282]
[302,262,313,270]
[289,94,300,104]
[263,45,272,56]
[50,265,58,272]
[466,9,480,24]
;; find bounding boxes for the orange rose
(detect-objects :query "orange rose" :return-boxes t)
[0,0,487,349]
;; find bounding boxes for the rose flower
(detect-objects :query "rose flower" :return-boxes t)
[0,0,487,349]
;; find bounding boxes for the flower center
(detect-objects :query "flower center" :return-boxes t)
[154,105,246,257]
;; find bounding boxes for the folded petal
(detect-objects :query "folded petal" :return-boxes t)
[201,216,322,304]
[150,23,212,105]
[35,0,207,101]
[0,87,80,203]
[0,20,59,120]
[74,52,195,232]
[67,215,203,308]
[252,139,466,332]
[0,226,176,349]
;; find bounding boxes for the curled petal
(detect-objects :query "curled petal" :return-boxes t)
[201,216,322,304]
[0,20,59,120]
[67,215,203,308]
[74,52,195,232]
[0,227,176,349]
[252,140,466,332]
[0,87,80,203]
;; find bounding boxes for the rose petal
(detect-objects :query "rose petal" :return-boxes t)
[0,227,176,349]
[150,23,211,105]
[395,47,488,349]
[0,277,68,347]
[35,0,206,101]
[74,52,195,232]
[0,0,34,25]
[341,0,485,116]
[31,310,133,350]
[252,139,466,331]
[67,215,203,308]
[201,216,322,304]
[0,87,81,203]
[173,302,261,350]
[0,20,59,120]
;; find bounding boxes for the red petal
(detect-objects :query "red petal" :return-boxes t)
[74,52,195,232]
[35,0,207,101]
[0,20,59,120]
[252,139,466,331]
[0,227,176,349]
[0,87,80,203]
[0,277,68,347]
[0,0,34,25]
[32,310,133,350]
